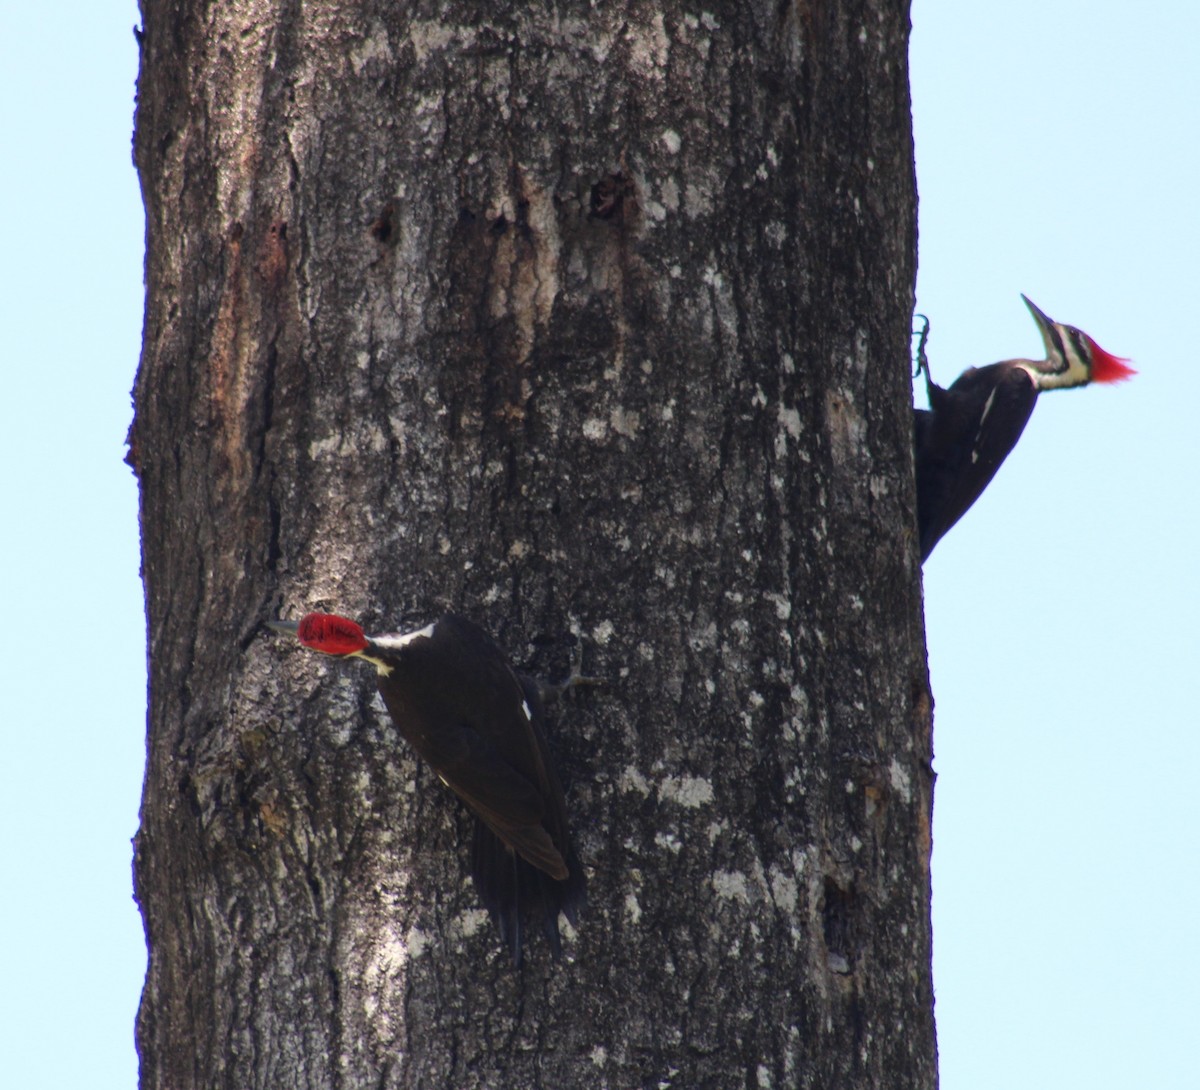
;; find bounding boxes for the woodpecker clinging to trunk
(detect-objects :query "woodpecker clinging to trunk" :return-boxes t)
[267,612,587,966]
[914,295,1135,562]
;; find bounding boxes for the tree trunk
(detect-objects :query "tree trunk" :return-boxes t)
[131,1,932,1087]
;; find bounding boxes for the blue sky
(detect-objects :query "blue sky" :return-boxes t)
[912,3,1200,1087]
[2,3,1197,1087]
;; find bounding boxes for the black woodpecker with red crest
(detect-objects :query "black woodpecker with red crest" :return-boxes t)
[914,295,1135,562]
[267,611,587,966]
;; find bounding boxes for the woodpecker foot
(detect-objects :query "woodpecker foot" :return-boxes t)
[541,640,604,704]
[912,314,931,380]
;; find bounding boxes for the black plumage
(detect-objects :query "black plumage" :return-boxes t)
[915,361,1037,561]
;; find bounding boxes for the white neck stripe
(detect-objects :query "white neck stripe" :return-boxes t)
[371,622,437,650]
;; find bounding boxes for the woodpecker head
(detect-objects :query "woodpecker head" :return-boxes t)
[267,612,435,676]
[268,612,369,653]
[1020,294,1136,391]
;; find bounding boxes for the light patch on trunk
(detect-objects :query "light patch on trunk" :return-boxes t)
[655,831,682,853]
[582,416,608,440]
[824,389,866,469]
[712,870,751,902]
[366,930,415,987]
[618,766,651,796]
[403,926,430,959]
[407,21,476,62]
[452,908,490,941]
[763,593,792,619]
[660,775,715,808]
[769,866,799,913]
[350,25,393,74]
[308,433,344,459]
[627,11,668,79]
[777,402,802,440]
[610,405,640,437]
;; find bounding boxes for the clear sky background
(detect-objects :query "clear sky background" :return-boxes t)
[2,3,1196,1088]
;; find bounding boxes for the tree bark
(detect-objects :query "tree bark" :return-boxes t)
[131,1,932,1087]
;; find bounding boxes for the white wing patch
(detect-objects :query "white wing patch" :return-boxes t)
[521,699,533,721]
[978,386,998,427]
[971,388,999,464]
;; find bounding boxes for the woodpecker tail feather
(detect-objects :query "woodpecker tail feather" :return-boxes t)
[470,821,586,967]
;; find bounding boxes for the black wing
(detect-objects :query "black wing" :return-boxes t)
[432,713,570,880]
[916,365,1038,561]
[375,616,570,876]
[469,680,586,965]
[374,615,585,962]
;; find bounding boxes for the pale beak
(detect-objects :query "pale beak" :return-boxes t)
[1021,293,1054,333]
[265,619,300,637]
[1021,294,1060,357]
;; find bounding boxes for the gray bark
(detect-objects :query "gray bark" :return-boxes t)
[131,1,933,1087]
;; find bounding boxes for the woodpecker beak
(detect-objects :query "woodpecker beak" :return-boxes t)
[1021,294,1068,363]
[265,619,301,637]
[1021,294,1053,336]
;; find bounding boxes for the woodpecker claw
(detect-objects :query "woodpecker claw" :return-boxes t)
[541,640,604,704]
[912,314,931,380]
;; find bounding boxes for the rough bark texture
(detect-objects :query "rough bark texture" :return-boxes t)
[131,1,933,1087]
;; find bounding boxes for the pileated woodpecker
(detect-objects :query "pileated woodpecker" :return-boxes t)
[267,611,586,965]
[914,295,1134,562]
